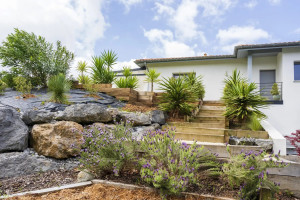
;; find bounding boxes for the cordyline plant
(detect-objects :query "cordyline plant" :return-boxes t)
[285,130,300,155]
[74,120,138,176]
[139,128,221,198]
[223,147,288,200]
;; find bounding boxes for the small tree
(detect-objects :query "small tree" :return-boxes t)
[270,83,279,96]
[145,69,161,92]
[0,29,74,87]
[13,76,32,96]
[77,61,89,84]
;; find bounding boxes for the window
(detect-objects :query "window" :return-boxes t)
[173,72,195,79]
[295,62,300,81]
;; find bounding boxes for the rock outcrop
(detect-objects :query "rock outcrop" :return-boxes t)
[32,121,83,159]
[56,103,112,124]
[0,106,28,152]
[150,110,166,125]
[117,111,151,126]
[22,109,57,125]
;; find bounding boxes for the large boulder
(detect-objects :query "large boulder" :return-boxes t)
[132,123,160,140]
[117,111,151,126]
[0,149,79,179]
[32,121,84,159]
[0,106,28,152]
[150,110,166,125]
[56,103,112,124]
[22,109,57,125]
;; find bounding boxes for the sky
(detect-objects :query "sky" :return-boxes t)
[0,0,299,75]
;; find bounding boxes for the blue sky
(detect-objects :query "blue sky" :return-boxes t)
[0,0,299,72]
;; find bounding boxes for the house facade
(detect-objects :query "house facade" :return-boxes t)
[134,42,300,141]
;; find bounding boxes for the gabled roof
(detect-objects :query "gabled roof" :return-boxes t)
[134,41,300,67]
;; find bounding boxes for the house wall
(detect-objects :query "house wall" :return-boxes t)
[147,58,247,100]
[262,48,300,136]
[252,56,278,83]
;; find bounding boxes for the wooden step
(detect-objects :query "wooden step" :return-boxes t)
[166,122,226,129]
[162,126,225,136]
[175,132,225,143]
[201,105,226,110]
[190,116,226,123]
[197,110,224,117]
[203,101,225,106]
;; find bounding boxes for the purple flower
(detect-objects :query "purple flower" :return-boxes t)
[249,166,255,170]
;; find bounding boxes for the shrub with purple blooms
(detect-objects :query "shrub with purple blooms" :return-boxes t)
[76,121,137,176]
[223,149,287,200]
[139,129,220,197]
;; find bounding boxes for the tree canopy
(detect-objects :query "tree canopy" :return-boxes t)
[0,28,74,87]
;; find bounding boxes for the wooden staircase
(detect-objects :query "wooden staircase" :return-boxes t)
[163,101,228,143]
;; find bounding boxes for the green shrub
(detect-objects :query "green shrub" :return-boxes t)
[78,75,91,85]
[0,29,74,87]
[145,68,161,92]
[91,50,117,84]
[184,72,205,100]
[247,114,263,131]
[270,83,279,95]
[158,76,197,118]
[222,69,268,123]
[0,80,6,94]
[115,67,139,89]
[139,129,220,197]
[13,76,32,95]
[47,73,71,104]
[84,83,98,96]
[0,69,20,88]
[75,121,137,176]
[223,149,287,200]
[77,61,89,84]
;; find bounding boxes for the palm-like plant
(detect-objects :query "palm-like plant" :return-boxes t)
[90,55,116,84]
[158,77,197,118]
[145,68,161,92]
[114,66,139,89]
[47,73,71,104]
[184,72,205,100]
[222,69,268,123]
[101,50,118,68]
[77,61,89,84]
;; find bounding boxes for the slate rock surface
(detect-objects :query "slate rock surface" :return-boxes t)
[0,106,29,152]
[150,110,166,125]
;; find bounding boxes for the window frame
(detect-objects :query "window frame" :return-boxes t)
[172,72,195,79]
[294,62,300,81]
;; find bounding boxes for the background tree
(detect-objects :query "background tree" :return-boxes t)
[0,28,74,87]
[145,68,161,92]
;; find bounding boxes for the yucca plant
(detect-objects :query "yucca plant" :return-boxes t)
[222,69,268,123]
[77,61,89,84]
[47,73,71,104]
[114,67,139,89]
[145,68,161,92]
[158,76,197,118]
[90,55,116,84]
[184,72,205,100]
[247,114,263,131]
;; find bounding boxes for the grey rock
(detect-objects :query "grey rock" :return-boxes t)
[0,107,29,152]
[132,123,160,140]
[22,109,57,125]
[56,103,113,124]
[0,149,79,179]
[255,139,273,150]
[77,170,94,182]
[229,136,256,146]
[150,110,166,125]
[117,111,151,126]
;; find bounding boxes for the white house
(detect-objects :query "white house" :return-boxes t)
[134,41,300,154]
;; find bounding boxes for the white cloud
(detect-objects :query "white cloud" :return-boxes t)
[245,0,258,8]
[118,0,142,12]
[113,59,140,71]
[0,0,108,75]
[196,0,235,17]
[144,29,196,57]
[217,26,270,53]
[268,0,281,5]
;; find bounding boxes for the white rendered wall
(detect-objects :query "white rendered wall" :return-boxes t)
[147,58,247,100]
[262,48,300,136]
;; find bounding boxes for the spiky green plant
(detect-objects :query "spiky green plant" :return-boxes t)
[90,55,116,84]
[47,73,71,104]
[101,50,118,69]
[247,114,263,131]
[222,69,268,123]
[184,72,205,100]
[158,76,197,118]
[114,67,139,89]
[0,80,6,95]
[77,61,89,84]
[145,68,161,92]
[78,75,91,85]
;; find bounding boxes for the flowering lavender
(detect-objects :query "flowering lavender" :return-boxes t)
[223,148,287,200]
[73,120,138,176]
[139,128,220,197]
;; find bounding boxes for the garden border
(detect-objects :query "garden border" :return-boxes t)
[0,179,235,200]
